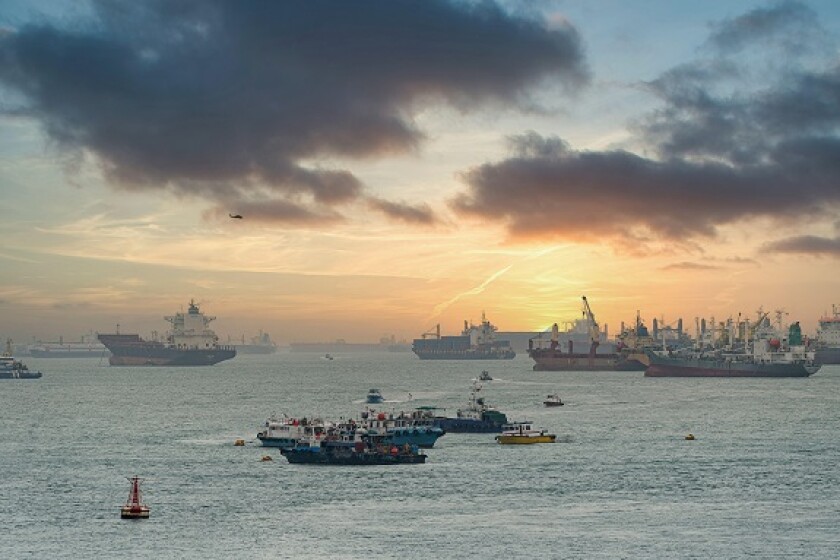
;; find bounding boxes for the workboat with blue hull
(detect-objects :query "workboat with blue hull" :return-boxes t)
[646,315,820,377]
[281,432,427,465]
[413,312,515,360]
[98,300,236,366]
[360,409,445,449]
[1,340,42,379]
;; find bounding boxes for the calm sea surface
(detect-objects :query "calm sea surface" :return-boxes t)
[1,352,838,559]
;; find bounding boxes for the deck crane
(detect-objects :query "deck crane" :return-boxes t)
[581,296,600,366]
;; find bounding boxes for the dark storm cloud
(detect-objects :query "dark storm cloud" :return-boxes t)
[0,0,588,226]
[762,235,840,257]
[366,197,437,226]
[705,0,820,53]
[453,2,840,243]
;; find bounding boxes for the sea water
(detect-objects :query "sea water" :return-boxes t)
[1,352,838,559]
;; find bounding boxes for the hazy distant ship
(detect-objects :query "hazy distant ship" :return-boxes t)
[233,331,277,354]
[98,300,236,366]
[412,313,515,360]
[28,334,109,358]
[815,305,840,365]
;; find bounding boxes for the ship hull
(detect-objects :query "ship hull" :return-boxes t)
[496,435,556,444]
[434,418,505,433]
[815,347,840,365]
[645,355,820,377]
[98,334,236,366]
[529,350,646,371]
[413,350,515,360]
[0,371,42,379]
[280,448,427,465]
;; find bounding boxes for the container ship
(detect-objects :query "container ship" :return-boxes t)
[645,312,820,377]
[412,312,515,360]
[528,297,647,371]
[815,305,840,365]
[98,300,236,366]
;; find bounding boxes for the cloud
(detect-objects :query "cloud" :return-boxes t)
[762,235,840,257]
[452,2,840,243]
[705,0,822,53]
[660,261,721,271]
[366,197,437,226]
[0,0,588,225]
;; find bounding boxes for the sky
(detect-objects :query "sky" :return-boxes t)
[1,0,839,344]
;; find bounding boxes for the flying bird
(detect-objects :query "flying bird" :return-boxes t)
[229,213,243,219]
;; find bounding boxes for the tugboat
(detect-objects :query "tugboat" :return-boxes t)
[0,339,42,379]
[280,431,427,465]
[120,476,150,519]
[432,381,508,433]
[543,393,564,407]
[495,422,556,444]
[478,370,493,381]
[366,388,384,404]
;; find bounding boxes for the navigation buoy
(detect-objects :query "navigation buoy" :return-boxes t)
[685,433,695,440]
[120,476,150,519]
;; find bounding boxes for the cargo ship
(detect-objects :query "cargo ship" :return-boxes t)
[412,312,515,360]
[529,297,647,371]
[98,300,236,366]
[232,330,277,354]
[815,305,840,365]
[645,314,820,377]
[28,334,109,358]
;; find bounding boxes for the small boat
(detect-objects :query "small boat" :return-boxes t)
[120,476,150,519]
[257,415,328,448]
[366,388,384,404]
[478,370,493,381]
[495,421,556,444]
[0,339,42,379]
[324,353,334,360]
[543,393,564,407]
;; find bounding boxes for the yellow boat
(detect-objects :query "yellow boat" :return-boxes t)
[495,422,556,444]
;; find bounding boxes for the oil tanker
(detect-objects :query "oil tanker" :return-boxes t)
[98,300,236,366]
[412,313,515,360]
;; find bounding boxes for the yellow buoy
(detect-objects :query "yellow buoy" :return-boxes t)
[234,439,245,446]
[261,455,273,462]
[685,433,695,440]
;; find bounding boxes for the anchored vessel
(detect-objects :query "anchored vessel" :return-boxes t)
[412,312,515,360]
[120,476,150,519]
[98,300,236,366]
[543,393,564,407]
[815,305,840,365]
[28,334,109,358]
[1,339,42,379]
[529,297,647,371]
[232,330,277,355]
[646,313,820,377]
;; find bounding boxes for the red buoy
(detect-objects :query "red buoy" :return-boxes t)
[120,476,150,519]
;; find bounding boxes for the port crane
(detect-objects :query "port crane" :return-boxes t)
[581,296,600,366]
